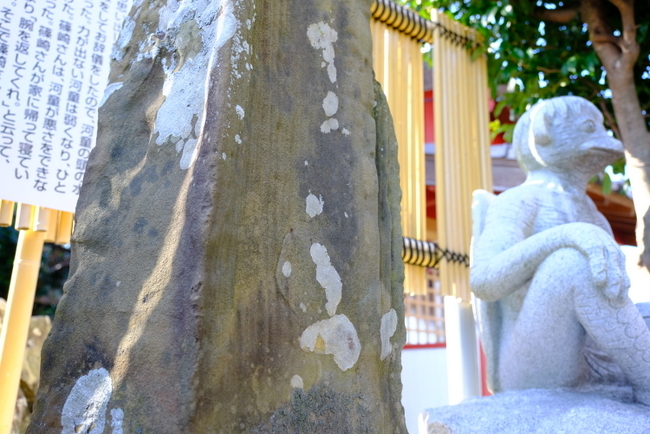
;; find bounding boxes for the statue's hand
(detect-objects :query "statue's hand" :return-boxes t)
[574,224,630,300]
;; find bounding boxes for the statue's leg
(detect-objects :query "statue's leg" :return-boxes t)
[500,247,650,404]
[574,267,650,405]
[499,248,589,390]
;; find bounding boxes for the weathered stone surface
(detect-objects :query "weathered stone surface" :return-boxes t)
[422,386,650,434]
[0,298,52,434]
[28,0,407,433]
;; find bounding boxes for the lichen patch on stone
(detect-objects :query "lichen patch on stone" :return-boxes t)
[306,21,338,83]
[100,82,123,107]
[61,368,113,434]
[110,408,124,434]
[152,0,238,169]
[305,193,324,218]
[380,309,398,360]
[322,91,339,117]
[320,118,339,134]
[180,138,198,169]
[310,243,342,316]
[282,261,292,277]
[300,314,361,371]
[291,375,304,389]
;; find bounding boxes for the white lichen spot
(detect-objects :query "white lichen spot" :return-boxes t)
[380,309,398,360]
[300,314,361,371]
[112,19,135,62]
[307,22,338,83]
[342,128,350,136]
[344,212,348,218]
[300,302,307,313]
[153,0,237,170]
[322,91,339,117]
[236,105,245,119]
[115,281,121,287]
[222,152,227,160]
[235,134,242,144]
[291,375,304,389]
[61,368,112,434]
[100,82,123,108]
[110,408,124,434]
[305,193,324,218]
[327,63,336,84]
[304,160,308,166]
[310,243,342,316]
[320,118,339,134]
[179,139,199,169]
[282,261,292,277]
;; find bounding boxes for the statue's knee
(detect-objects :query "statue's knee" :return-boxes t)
[537,248,588,283]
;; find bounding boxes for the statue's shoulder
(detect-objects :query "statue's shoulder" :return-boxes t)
[492,184,540,207]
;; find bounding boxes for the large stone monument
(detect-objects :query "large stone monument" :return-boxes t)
[27,0,408,433]
[424,96,650,433]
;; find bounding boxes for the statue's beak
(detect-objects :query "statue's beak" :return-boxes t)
[580,135,624,162]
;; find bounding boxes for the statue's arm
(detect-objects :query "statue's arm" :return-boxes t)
[470,195,628,302]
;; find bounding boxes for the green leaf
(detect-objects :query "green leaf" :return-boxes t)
[602,173,612,196]
[513,47,525,59]
[503,124,514,143]
[561,55,578,75]
[473,45,487,61]
[611,158,626,175]
[494,100,508,117]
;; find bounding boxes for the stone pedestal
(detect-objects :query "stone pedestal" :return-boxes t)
[422,386,650,434]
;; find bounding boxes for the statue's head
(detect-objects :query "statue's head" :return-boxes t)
[512,96,623,176]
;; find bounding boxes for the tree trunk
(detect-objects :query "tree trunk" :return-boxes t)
[582,0,650,266]
[27,0,408,432]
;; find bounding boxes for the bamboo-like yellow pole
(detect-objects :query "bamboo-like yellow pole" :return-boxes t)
[44,210,60,244]
[431,9,493,403]
[55,212,74,245]
[433,12,448,298]
[34,207,51,232]
[0,229,45,434]
[14,204,34,231]
[371,18,426,294]
[0,201,14,228]
[458,19,472,301]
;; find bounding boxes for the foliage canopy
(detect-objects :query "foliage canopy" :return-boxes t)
[400,0,650,187]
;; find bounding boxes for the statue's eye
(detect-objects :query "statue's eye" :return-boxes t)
[581,119,596,133]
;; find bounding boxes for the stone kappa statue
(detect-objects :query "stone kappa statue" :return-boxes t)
[470,96,650,405]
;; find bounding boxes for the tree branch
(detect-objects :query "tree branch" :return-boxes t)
[533,6,579,23]
[607,0,639,61]
[590,33,622,47]
[599,100,621,138]
[581,0,621,71]
[536,66,561,74]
